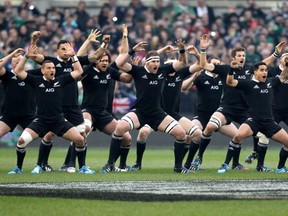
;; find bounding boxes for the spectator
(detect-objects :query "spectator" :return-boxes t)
[74,1,90,31]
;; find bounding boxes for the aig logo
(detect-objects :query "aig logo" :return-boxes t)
[211,85,219,90]
[45,88,55,92]
[149,80,158,85]
[100,80,108,84]
[168,83,175,87]
[260,89,268,93]
[237,75,246,80]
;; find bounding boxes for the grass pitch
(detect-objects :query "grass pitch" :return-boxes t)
[0,147,287,216]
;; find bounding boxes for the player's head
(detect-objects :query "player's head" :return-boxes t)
[231,47,246,67]
[253,61,267,82]
[145,50,160,74]
[208,56,221,65]
[57,40,72,60]
[95,52,111,72]
[41,60,56,80]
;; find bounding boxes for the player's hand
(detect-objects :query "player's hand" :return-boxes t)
[175,39,185,50]
[88,29,101,43]
[122,24,128,37]
[186,45,199,55]
[31,31,41,44]
[102,35,111,44]
[275,41,286,56]
[133,41,147,52]
[12,48,25,58]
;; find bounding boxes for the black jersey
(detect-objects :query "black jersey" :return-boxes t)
[194,71,223,115]
[0,70,36,118]
[31,56,90,106]
[213,65,252,112]
[236,77,281,120]
[162,66,191,116]
[24,73,75,122]
[127,63,175,114]
[268,66,288,111]
[81,62,121,110]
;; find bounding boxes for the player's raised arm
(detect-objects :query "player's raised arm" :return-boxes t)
[77,29,101,56]
[0,48,24,75]
[15,45,38,80]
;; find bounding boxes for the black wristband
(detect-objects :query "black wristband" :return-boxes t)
[200,48,206,53]
[229,67,234,75]
[179,49,185,54]
[128,49,135,56]
[273,51,279,58]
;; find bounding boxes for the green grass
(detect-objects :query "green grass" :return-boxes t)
[0,147,286,183]
[0,147,287,216]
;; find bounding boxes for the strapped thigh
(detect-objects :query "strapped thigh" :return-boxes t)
[209,115,222,129]
[121,115,135,130]
[164,119,178,134]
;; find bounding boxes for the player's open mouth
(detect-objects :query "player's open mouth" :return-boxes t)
[263,76,266,79]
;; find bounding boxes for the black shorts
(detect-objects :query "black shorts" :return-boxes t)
[0,114,35,132]
[244,117,282,138]
[27,117,74,137]
[272,108,288,125]
[216,106,248,125]
[132,109,168,131]
[62,106,84,126]
[193,112,212,129]
[82,108,114,131]
[169,113,182,121]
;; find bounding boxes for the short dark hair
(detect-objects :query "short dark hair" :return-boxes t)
[42,60,54,68]
[146,50,159,59]
[253,61,266,71]
[231,47,245,58]
[208,56,220,63]
[57,40,70,49]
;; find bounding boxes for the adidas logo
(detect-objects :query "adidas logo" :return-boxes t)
[39,83,45,87]
[253,85,259,89]
[11,76,17,80]
[142,75,148,79]
[56,63,62,67]
[204,81,210,85]
[93,75,99,79]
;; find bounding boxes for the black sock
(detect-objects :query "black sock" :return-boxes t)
[183,143,190,160]
[253,136,259,152]
[135,141,146,165]
[224,140,241,165]
[256,142,268,168]
[37,140,52,166]
[16,146,26,169]
[277,146,288,169]
[75,144,87,168]
[41,140,53,166]
[63,143,73,166]
[119,145,130,168]
[198,134,211,159]
[184,141,199,167]
[232,144,242,167]
[174,139,186,169]
[108,134,122,165]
